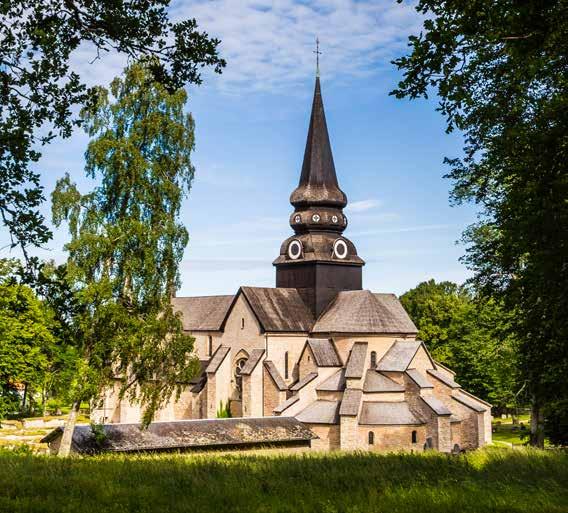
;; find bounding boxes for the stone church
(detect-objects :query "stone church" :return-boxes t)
[88,76,492,454]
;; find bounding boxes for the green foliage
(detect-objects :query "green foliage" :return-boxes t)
[0,449,567,512]
[0,259,63,419]
[0,1,224,262]
[50,60,200,429]
[90,423,107,450]
[216,400,231,418]
[401,280,520,409]
[392,1,568,445]
[544,400,568,446]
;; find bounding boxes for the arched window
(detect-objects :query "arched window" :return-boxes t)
[368,431,374,445]
[241,318,245,329]
[284,352,289,379]
[412,430,418,444]
[208,336,213,356]
[234,357,248,399]
[370,351,377,368]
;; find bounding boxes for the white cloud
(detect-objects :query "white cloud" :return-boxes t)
[346,198,382,212]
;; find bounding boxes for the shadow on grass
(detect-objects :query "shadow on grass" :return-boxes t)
[0,447,566,513]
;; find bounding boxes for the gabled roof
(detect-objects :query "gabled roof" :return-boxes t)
[316,369,346,392]
[363,370,405,393]
[205,346,230,374]
[312,291,417,334]
[345,342,368,379]
[427,368,461,389]
[405,369,434,389]
[296,400,340,424]
[240,349,265,375]
[290,372,318,392]
[263,361,288,391]
[339,389,362,416]
[452,391,487,412]
[376,340,434,372]
[189,360,209,393]
[273,395,299,415]
[359,402,424,426]
[239,287,314,333]
[421,396,451,416]
[304,338,342,367]
[171,295,234,331]
[41,418,317,453]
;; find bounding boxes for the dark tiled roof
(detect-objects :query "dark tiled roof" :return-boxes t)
[296,400,340,424]
[339,389,362,416]
[312,291,417,334]
[241,287,314,332]
[171,295,234,331]
[421,396,451,415]
[345,342,368,379]
[264,361,288,391]
[359,402,424,426]
[452,391,487,412]
[306,338,342,367]
[427,369,461,389]
[240,349,265,375]
[273,395,299,415]
[189,360,209,393]
[41,418,317,453]
[376,340,422,372]
[363,370,405,393]
[205,346,230,374]
[405,369,434,389]
[316,369,346,392]
[290,372,318,392]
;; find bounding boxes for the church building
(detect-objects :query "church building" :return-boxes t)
[88,76,492,454]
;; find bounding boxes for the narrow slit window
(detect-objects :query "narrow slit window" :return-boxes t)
[370,351,377,368]
[412,430,418,444]
[284,352,289,379]
[208,336,213,356]
[368,431,374,445]
[241,318,245,329]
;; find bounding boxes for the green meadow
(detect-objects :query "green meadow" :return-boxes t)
[0,447,566,513]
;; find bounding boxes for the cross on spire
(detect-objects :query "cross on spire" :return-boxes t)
[314,37,322,77]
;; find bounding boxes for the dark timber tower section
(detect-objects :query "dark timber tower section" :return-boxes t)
[274,76,364,317]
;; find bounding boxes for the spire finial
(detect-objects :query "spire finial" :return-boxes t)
[314,37,322,77]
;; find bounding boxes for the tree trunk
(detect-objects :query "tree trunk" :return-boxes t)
[21,383,28,412]
[530,394,545,448]
[58,400,81,457]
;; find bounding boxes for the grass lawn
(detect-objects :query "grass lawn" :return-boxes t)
[0,447,566,513]
[492,414,532,447]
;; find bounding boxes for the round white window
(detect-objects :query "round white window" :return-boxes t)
[333,239,348,259]
[288,240,303,260]
[312,214,320,223]
[294,215,301,223]
[332,215,338,223]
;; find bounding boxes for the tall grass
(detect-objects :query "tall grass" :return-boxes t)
[0,447,566,513]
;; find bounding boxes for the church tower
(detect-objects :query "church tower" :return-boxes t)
[273,76,365,317]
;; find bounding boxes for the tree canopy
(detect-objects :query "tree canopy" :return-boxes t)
[400,280,520,411]
[392,0,567,446]
[0,0,224,262]
[51,60,199,455]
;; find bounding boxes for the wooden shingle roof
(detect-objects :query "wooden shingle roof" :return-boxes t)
[376,340,422,372]
[339,389,362,416]
[296,400,340,424]
[205,346,230,374]
[241,287,314,332]
[316,369,346,392]
[359,402,424,426]
[345,342,368,379]
[363,370,405,393]
[427,368,461,389]
[172,295,234,331]
[263,361,288,391]
[41,418,317,453]
[240,349,265,375]
[452,391,487,412]
[405,369,434,389]
[305,338,342,367]
[421,396,451,415]
[312,291,417,334]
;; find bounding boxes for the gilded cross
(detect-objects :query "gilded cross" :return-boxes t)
[314,37,322,77]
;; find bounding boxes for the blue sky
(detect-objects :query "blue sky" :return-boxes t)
[1,0,478,297]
